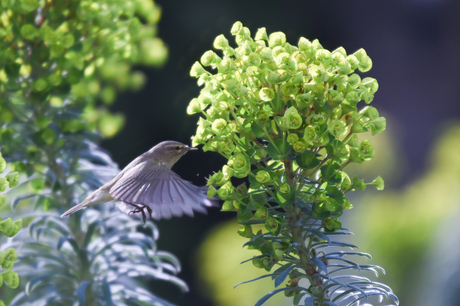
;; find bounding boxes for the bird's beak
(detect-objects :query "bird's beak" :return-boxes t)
[186,146,198,151]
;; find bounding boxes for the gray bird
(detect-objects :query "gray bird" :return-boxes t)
[61,141,215,223]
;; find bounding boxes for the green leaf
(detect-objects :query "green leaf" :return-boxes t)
[271,91,285,113]
[77,280,90,306]
[251,121,267,138]
[273,263,296,288]
[254,286,307,306]
[267,138,291,160]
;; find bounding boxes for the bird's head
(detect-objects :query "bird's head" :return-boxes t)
[149,141,197,169]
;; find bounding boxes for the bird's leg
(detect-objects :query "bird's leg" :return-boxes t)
[145,205,152,220]
[126,203,147,224]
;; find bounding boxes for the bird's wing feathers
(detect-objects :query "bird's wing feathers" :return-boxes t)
[109,165,214,220]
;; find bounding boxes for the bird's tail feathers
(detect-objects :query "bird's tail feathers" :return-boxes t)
[60,202,87,218]
[60,188,112,218]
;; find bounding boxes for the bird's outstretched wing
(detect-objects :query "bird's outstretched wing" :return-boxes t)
[109,166,215,220]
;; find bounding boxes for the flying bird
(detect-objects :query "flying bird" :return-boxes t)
[61,141,215,223]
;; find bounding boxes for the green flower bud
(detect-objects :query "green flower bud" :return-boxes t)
[252,257,264,269]
[229,153,250,178]
[222,165,235,180]
[187,98,202,115]
[274,52,290,68]
[255,170,271,183]
[218,182,233,200]
[291,71,304,84]
[268,32,286,47]
[303,126,316,143]
[360,88,374,104]
[0,218,22,237]
[6,172,19,188]
[359,140,375,160]
[254,206,268,219]
[360,106,379,120]
[306,113,326,126]
[315,49,331,63]
[369,176,385,190]
[298,37,311,51]
[293,139,307,152]
[0,248,17,271]
[238,225,254,238]
[190,61,206,77]
[331,51,346,66]
[256,110,269,121]
[230,21,243,35]
[279,183,291,194]
[354,48,372,72]
[211,118,227,134]
[218,58,233,73]
[348,73,361,86]
[323,217,342,231]
[217,141,235,155]
[345,90,359,105]
[333,46,347,56]
[259,87,275,101]
[265,217,279,233]
[352,176,366,191]
[207,185,218,198]
[283,106,302,129]
[346,54,359,70]
[248,52,261,66]
[208,171,224,186]
[287,133,299,145]
[324,197,339,212]
[361,77,379,95]
[260,47,273,61]
[281,83,299,97]
[265,71,281,84]
[213,34,229,50]
[255,27,268,41]
[338,61,352,75]
[201,50,216,67]
[328,120,346,138]
[3,271,19,289]
[328,89,343,103]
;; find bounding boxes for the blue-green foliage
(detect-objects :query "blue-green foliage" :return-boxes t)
[2,105,186,304]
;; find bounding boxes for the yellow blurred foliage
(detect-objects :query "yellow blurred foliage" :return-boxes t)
[196,220,291,306]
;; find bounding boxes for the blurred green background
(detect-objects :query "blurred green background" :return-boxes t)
[100,0,460,305]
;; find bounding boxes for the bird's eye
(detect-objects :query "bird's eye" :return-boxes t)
[175,146,181,151]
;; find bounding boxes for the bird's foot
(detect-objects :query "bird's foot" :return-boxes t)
[127,203,148,224]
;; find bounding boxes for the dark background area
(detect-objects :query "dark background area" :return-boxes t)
[101,0,460,305]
